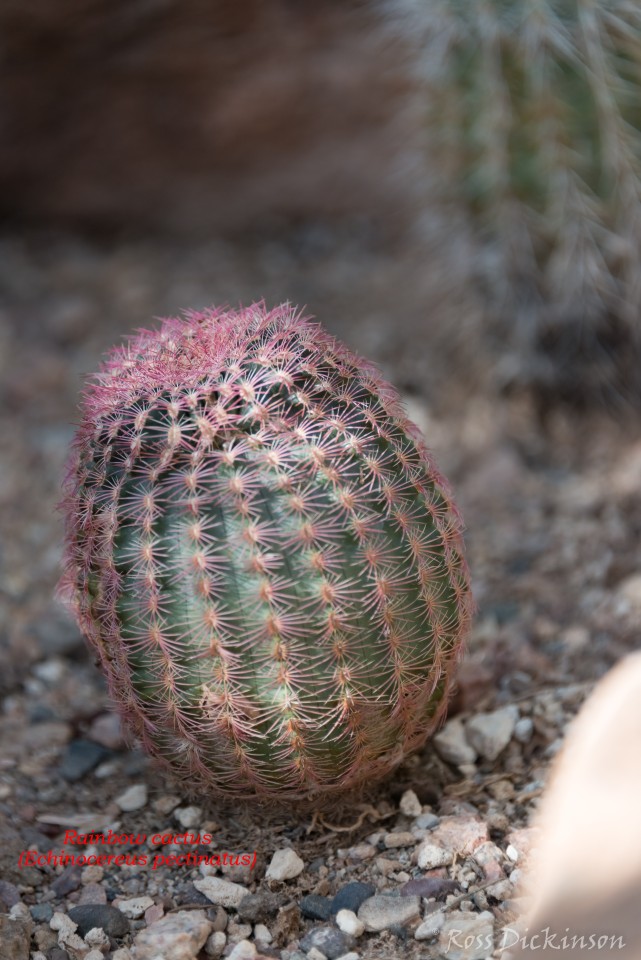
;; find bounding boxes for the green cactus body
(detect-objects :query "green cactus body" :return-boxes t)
[60,304,471,804]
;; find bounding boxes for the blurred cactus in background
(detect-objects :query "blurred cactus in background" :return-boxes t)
[418,0,641,407]
[59,304,472,805]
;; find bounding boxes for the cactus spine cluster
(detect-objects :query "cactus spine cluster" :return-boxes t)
[421,0,641,399]
[59,303,471,804]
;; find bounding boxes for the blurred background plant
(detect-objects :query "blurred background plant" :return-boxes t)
[411,0,641,410]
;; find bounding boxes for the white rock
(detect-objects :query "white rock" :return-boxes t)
[433,718,477,765]
[506,844,519,862]
[334,954,360,960]
[306,950,326,960]
[117,896,155,919]
[10,903,30,921]
[174,805,202,828]
[399,789,422,817]
[438,910,494,960]
[336,909,365,937]
[227,940,257,960]
[84,951,105,960]
[204,930,227,957]
[513,717,534,744]
[416,841,452,870]
[415,909,445,940]
[133,910,212,960]
[265,847,304,880]
[358,894,421,932]
[31,953,48,960]
[85,927,110,949]
[114,783,147,812]
[254,924,272,943]
[193,876,249,908]
[465,706,519,761]
[111,950,133,960]
[50,913,78,935]
[227,920,251,941]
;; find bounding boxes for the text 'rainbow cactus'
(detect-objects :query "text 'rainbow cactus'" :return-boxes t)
[59,304,472,804]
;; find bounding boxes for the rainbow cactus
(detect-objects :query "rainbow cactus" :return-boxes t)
[59,304,472,804]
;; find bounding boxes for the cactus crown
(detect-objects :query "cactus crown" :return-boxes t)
[59,303,471,804]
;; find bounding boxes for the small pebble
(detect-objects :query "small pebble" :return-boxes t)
[78,883,107,905]
[299,925,353,959]
[237,892,279,924]
[174,805,202,828]
[88,712,124,750]
[414,812,439,830]
[68,904,130,938]
[383,831,415,848]
[330,882,375,916]
[114,784,147,812]
[60,740,108,781]
[205,930,227,957]
[433,718,477,765]
[335,909,364,937]
[117,896,154,919]
[300,894,332,921]
[416,841,452,870]
[85,926,110,949]
[254,923,272,942]
[153,794,181,815]
[133,909,212,960]
[399,789,422,817]
[227,940,257,960]
[438,909,494,960]
[193,876,249,908]
[514,717,534,743]
[265,848,304,880]
[415,909,445,940]
[465,706,519,761]
[30,903,54,922]
[357,894,421,932]
[81,865,104,884]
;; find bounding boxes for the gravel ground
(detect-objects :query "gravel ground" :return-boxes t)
[1,228,640,960]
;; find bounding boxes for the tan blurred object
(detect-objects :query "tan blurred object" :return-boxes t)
[0,0,422,233]
[510,652,641,957]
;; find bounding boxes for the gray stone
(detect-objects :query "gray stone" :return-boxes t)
[465,707,519,762]
[414,812,439,830]
[59,740,108,781]
[68,904,130,938]
[237,891,280,923]
[29,903,53,922]
[299,925,353,960]
[357,894,421,932]
[330,881,375,915]
[299,893,332,921]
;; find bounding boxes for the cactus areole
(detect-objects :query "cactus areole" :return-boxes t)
[59,304,472,804]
